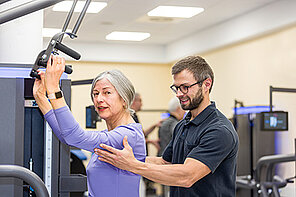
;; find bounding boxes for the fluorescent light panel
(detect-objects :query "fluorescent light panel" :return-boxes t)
[106,31,151,41]
[53,1,107,13]
[42,28,72,37]
[148,6,204,18]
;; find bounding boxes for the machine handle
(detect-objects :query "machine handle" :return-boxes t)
[55,42,81,60]
[64,64,73,74]
[0,165,49,197]
[37,59,73,75]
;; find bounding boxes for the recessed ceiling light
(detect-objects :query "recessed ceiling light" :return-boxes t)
[106,31,151,41]
[147,6,204,18]
[53,1,107,13]
[42,28,72,37]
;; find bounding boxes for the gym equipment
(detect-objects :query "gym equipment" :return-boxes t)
[0,64,87,196]
[236,86,296,197]
[1,1,91,196]
[0,0,64,25]
[261,111,288,131]
[236,139,296,197]
[234,105,277,197]
[269,86,296,112]
[0,165,49,197]
[30,0,92,79]
[85,105,101,129]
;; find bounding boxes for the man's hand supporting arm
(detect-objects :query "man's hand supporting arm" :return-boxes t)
[94,136,211,188]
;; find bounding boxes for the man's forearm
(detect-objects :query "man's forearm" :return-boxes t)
[132,160,192,187]
[145,156,170,165]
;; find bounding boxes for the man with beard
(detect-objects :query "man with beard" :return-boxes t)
[94,55,239,197]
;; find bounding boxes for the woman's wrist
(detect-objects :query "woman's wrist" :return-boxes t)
[46,87,61,95]
[34,95,48,103]
[34,91,47,100]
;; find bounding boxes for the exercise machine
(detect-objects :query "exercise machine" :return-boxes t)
[0,165,49,197]
[0,0,92,196]
[0,67,87,196]
[236,139,296,197]
[236,86,296,197]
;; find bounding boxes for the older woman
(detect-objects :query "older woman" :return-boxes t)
[33,55,146,197]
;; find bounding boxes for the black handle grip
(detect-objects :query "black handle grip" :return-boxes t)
[30,70,40,80]
[64,65,73,74]
[55,42,81,60]
[38,60,72,74]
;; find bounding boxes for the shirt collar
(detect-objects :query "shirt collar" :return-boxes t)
[184,101,216,126]
[169,114,178,120]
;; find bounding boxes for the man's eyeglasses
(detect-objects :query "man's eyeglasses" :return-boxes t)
[170,79,206,94]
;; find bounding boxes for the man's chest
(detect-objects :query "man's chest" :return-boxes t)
[171,124,203,163]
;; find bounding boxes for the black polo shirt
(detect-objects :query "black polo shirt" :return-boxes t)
[162,102,239,197]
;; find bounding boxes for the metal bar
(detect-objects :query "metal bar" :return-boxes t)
[0,0,10,6]
[255,154,296,182]
[271,87,296,93]
[0,63,33,68]
[59,0,78,43]
[269,86,296,111]
[71,79,93,86]
[260,184,269,197]
[269,86,273,112]
[72,0,91,35]
[0,165,49,197]
[0,0,64,25]
[272,184,281,197]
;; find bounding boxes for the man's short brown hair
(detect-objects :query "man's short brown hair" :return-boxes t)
[172,55,214,93]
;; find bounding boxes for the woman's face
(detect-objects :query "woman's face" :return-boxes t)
[92,78,125,121]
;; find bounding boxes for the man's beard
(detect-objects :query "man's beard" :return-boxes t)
[180,88,204,111]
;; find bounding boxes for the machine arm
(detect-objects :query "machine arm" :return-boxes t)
[0,165,49,197]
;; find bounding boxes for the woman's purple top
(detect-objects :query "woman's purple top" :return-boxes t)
[44,106,146,197]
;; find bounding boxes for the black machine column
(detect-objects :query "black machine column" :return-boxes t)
[0,64,87,197]
[0,77,24,196]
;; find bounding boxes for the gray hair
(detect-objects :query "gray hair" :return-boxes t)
[168,97,181,113]
[90,69,135,114]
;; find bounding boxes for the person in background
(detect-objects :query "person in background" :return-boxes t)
[158,97,185,157]
[157,97,185,197]
[131,92,162,195]
[94,55,239,197]
[33,55,146,197]
[131,93,162,141]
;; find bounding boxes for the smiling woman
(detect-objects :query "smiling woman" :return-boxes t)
[33,57,146,197]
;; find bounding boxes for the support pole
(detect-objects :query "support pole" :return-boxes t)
[0,0,64,25]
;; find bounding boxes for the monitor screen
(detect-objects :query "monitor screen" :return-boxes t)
[261,111,288,131]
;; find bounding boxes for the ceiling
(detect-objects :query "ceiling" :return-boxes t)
[43,0,279,45]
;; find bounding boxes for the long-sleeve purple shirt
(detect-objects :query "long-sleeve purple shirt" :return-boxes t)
[44,106,146,197]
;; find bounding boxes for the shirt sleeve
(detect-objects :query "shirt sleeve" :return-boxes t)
[162,140,173,162]
[53,106,138,152]
[187,126,235,173]
[44,109,67,144]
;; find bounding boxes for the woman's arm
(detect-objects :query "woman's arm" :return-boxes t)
[44,109,67,144]
[52,105,138,152]
[33,71,67,143]
[33,71,52,115]
[44,55,68,111]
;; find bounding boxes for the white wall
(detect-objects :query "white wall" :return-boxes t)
[202,25,296,180]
